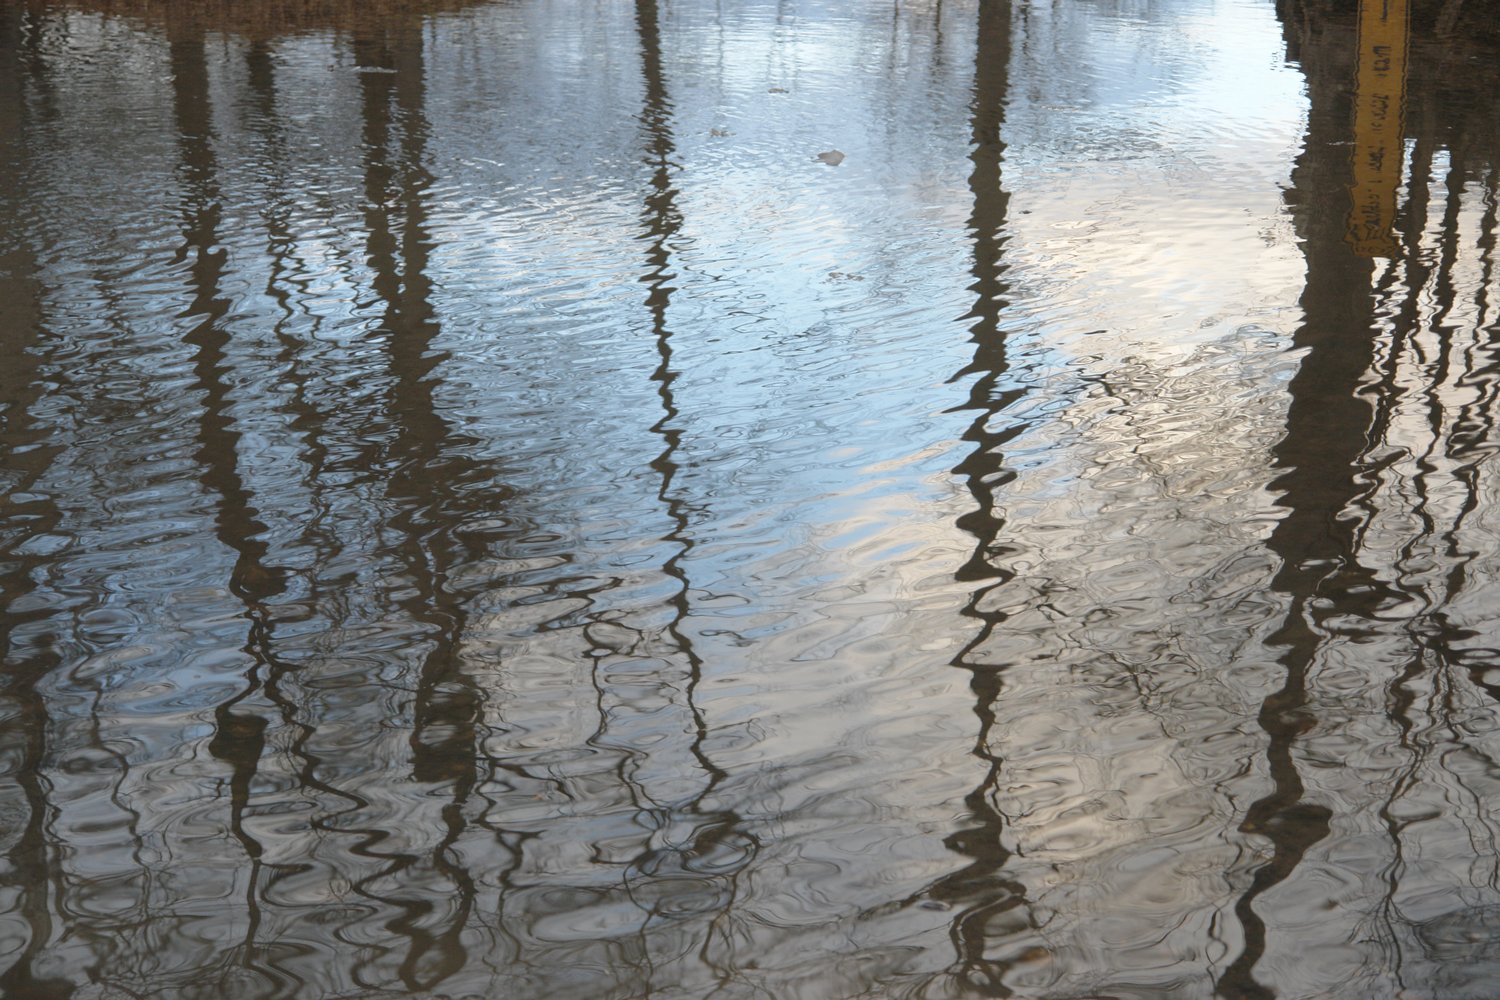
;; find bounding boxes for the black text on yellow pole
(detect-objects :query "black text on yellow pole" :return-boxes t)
[1346,0,1410,258]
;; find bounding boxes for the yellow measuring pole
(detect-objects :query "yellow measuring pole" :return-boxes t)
[1346,0,1410,257]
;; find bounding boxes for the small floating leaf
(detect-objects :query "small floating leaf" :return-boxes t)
[814,150,845,167]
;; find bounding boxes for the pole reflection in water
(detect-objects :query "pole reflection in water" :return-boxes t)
[348,20,483,989]
[11,0,1500,995]
[0,8,71,998]
[1215,26,1370,996]
[626,1,755,984]
[1218,2,1500,995]
[911,1,1043,996]
[170,26,288,987]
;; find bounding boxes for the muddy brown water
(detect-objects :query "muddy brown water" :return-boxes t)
[4,0,1500,997]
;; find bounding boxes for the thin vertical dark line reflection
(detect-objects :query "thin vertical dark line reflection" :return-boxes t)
[629,1,754,988]
[0,8,71,997]
[916,3,1036,996]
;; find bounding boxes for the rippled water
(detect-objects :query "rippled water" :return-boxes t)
[4,0,1500,996]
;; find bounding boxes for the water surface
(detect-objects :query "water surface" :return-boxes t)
[4,0,1500,996]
